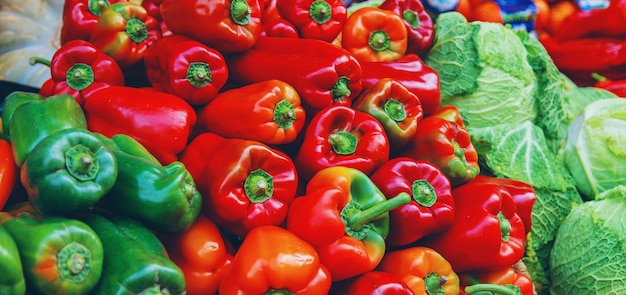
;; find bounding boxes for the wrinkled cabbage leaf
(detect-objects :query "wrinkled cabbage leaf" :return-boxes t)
[563,98,626,199]
[550,185,626,295]
[424,12,537,128]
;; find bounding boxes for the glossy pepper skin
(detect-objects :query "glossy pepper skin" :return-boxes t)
[82,212,186,295]
[0,225,25,295]
[378,0,435,56]
[21,128,118,216]
[184,135,299,237]
[286,166,412,281]
[0,139,17,211]
[330,271,415,295]
[1,91,41,141]
[473,175,536,235]
[592,72,626,97]
[143,35,229,106]
[35,40,125,106]
[420,177,527,273]
[0,210,104,295]
[89,1,162,68]
[259,0,300,37]
[219,225,332,294]
[96,133,202,234]
[60,0,123,44]
[277,0,347,42]
[376,246,461,295]
[6,93,87,167]
[341,7,408,63]
[400,115,479,187]
[360,54,441,115]
[370,157,455,247]
[160,0,262,54]
[227,36,363,114]
[84,85,197,165]
[459,266,535,295]
[295,105,390,181]
[352,78,423,150]
[162,214,234,295]
[195,79,306,145]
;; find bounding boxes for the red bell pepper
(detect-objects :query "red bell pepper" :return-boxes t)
[83,86,197,165]
[360,54,441,115]
[427,105,467,128]
[160,0,262,54]
[0,139,17,211]
[179,132,228,185]
[352,78,423,150]
[219,225,332,294]
[400,115,479,187]
[162,214,234,295]
[286,166,412,281]
[143,35,229,106]
[89,1,162,68]
[473,175,536,235]
[592,72,626,97]
[341,7,408,63]
[369,157,455,247]
[227,36,363,114]
[378,0,435,56]
[459,266,535,295]
[376,246,461,295]
[60,0,123,44]
[34,40,124,105]
[259,0,300,37]
[330,271,415,295]
[553,0,626,42]
[277,0,347,42]
[295,105,390,181]
[420,177,527,273]
[140,0,172,36]
[183,135,299,237]
[194,79,307,145]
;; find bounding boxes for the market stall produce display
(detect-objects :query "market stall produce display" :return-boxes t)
[1,0,626,294]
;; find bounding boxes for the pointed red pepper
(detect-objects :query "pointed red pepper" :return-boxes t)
[143,35,229,106]
[277,0,347,42]
[295,105,390,181]
[370,157,455,247]
[34,40,124,105]
[259,0,300,37]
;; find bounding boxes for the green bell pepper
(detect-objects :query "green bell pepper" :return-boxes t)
[1,91,41,140]
[82,212,186,295]
[0,210,103,295]
[96,133,201,233]
[0,224,25,295]
[20,128,118,216]
[6,92,87,166]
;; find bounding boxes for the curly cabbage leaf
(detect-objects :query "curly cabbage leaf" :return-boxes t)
[563,98,626,199]
[424,12,537,128]
[550,185,626,295]
[514,30,616,153]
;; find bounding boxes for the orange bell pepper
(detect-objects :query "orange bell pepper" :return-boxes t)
[219,225,332,294]
[162,214,234,295]
[341,7,408,63]
[376,246,461,295]
[0,139,16,210]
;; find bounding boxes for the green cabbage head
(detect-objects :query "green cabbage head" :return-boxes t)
[563,98,626,199]
[550,185,626,294]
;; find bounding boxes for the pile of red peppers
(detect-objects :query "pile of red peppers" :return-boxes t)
[0,0,541,294]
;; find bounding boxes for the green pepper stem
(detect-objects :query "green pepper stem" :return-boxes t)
[403,9,421,29]
[591,72,607,82]
[425,272,448,295]
[412,179,436,207]
[384,98,407,122]
[274,99,296,129]
[244,169,274,203]
[231,0,251,25]
[331,76,351,102]
[498,211,511,242]
[368,30,391,52]
[464,283,520,295]
[329,131,358,155]
[348,192,411,231]
[265,289,295,295]
[29,56,51,67]
[309,0,333,24]
[88,0,111,16]
[186,62,212,88]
